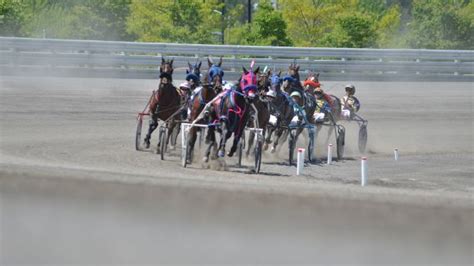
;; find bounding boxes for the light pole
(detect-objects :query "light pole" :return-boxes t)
[248,0,251,23]
[212,9,225,44]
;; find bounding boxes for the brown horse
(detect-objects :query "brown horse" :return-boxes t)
[144,58,181,152]
[185,57,224,164]
[303,72,342,146]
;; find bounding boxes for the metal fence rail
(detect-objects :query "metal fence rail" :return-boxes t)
[1,37,473,81]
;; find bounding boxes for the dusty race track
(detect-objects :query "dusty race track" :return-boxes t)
[1,77,473,265]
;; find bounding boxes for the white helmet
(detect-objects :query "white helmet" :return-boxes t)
[179,82,191,90]
[266,90,276,98]
[223,82,234,91]
[290,91,302,98]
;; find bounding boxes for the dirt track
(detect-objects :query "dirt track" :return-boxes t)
[1,77,473,264]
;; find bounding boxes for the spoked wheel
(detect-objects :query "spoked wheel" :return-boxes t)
[158,127,167,160]
[307,127,315,162]
[135,116,143,151]
[181,131,189,168]
[237,132,245,167]
[358,124,368,153]
[336,125,345,160]
[288,130,296,165]
[254,135,263,173]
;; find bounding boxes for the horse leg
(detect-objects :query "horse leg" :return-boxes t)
[203,127,216,162]
[144,115,159,149]
[264,126,274,151]
[218,122,227,158]
[246,129,255,157]
[187,127,198,163]
[271,127,283,153]
[167,120,176,150]
[229,121,245,157]
[170,121,180,150]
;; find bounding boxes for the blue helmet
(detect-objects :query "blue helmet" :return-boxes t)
[283,75,296,83]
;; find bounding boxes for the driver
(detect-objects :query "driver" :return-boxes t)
[341,84,360,119]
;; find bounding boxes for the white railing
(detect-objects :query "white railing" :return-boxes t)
[1,37,473,81]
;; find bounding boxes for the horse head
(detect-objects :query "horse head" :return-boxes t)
[186,60,202,86]
[257,67,271,94]
[205,56,224,93]
[160,56,174,78]
[240,65,260,100]
[270,71,282,93]
[288,62,300,81]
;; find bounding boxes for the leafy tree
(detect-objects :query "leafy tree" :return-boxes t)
[375,4,402,47]
[406,0,473,49]
[321,14,377,48]
[227,0,291,46]
[20,0,132,40]
[280,0,339,47]
[127,0,217,44]
[0,0,26,36]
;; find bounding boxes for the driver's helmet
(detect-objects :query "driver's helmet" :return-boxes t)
[345,84,356,95]
[222,82,235,91]
[179,82,191,90]
[290,91,302,98]
[283,76,296,83]
[266,89,277,98]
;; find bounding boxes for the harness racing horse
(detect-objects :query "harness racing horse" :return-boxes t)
[143,76,181,155]
[169,60,203,149]
[144,57,179,150]
[283,64,318,163]
[185,57,224,164]
[245,68,271,157]
[264,72,295,153]
[303,72,343,148]
[204,66,259,162]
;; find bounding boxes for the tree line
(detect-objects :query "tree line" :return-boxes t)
[1,0,472,49]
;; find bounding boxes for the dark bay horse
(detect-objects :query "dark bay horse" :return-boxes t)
[169,60,203,149]
[204,66,259,162]
[264,72,295,152]
[185,57,224,164]
[144,58,181,152]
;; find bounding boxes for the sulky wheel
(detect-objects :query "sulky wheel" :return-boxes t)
[358,125,368,153]
[336,125,345,160]
[182,132,188,168]
[288,130,296,165]
[237,132,245,167]
[159,127,167,160]
[254,137,263,174]
[135,116,143,151]
[307,128,315,162]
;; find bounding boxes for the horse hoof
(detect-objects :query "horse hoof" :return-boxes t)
[227,151,234,157]
[144,139,151,149]
[270,147,276,153]
[263,143,268,151]
[218,150,225,158]
[203,156,209,163]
